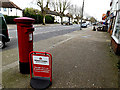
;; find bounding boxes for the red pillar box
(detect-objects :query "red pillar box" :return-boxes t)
[29,51,52,89]
[14,17,35,74]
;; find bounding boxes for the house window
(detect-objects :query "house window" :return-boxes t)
[3,8,7,12]
[113,11,120,42]
[10,8,12,12]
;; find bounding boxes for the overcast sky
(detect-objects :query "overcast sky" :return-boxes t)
[10,0,110,21]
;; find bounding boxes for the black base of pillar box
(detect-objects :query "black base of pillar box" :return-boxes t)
[19,61,30,74]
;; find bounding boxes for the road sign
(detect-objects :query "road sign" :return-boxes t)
[29,51,52,89]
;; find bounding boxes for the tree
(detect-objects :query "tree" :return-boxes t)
[23,8,54,24]
[23,8,40,17]
[67,4,82,24]
[52,0,71,24]
[67,5,74,24]
[90,17,97,23]
[37,0,51,25]
[74,5,82,24]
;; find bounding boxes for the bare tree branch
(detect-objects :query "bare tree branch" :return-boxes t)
[51,0,71,24]
[37,0,51,25]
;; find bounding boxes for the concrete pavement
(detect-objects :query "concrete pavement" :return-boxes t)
[49,29,118,88]
[2,27,119,88]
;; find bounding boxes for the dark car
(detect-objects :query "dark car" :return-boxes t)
[0,13,10,48]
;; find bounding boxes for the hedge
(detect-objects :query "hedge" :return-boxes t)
[28,14,43,24]
[45,15,54,24]
[4,15,20,24]
[23,14,54,24]
[23,8,54,24]
[4,15,54,24]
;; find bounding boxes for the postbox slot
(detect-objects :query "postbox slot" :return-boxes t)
[24,27,34,33]
[27,28,34,32]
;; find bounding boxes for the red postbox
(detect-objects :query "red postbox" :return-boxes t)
[14,17,35,74]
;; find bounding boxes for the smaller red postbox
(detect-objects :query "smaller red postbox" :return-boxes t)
[29,51,52,89]
[14,17,35,74]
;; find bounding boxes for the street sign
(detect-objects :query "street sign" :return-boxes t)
[29,51,52,89]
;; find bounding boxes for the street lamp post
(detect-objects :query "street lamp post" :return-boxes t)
[80,0,84,30]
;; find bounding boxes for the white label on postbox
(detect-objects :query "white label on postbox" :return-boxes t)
[29,33,32,41]
[33,56,49,65]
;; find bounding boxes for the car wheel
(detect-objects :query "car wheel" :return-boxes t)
[0,40,5,49]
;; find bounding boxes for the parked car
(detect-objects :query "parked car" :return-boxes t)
[0,13,10,49]
[81,23,87,28]
[92,23,97,26]
[96,24,103,31]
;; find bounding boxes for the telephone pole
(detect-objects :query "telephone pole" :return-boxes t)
[80,0,84,30]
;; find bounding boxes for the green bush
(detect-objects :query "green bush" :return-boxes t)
[4,15,19,24]
[27,14,43,24]
[45,15,54,24]
[4,14,54,24]
[23,8,54,24]
[23,14,54,24]
[24,14,54,24]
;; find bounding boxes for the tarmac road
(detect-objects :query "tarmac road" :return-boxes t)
[1,25,119,88]
[3,24,80,50]
[2,24,81,67]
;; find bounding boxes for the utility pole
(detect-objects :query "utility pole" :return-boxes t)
[80,0,84,30]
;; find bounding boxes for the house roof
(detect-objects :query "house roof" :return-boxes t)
[46,10,59,16]
[0,0,22,10]
[66,13,73,18]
